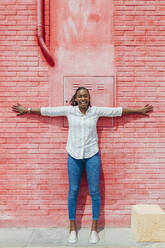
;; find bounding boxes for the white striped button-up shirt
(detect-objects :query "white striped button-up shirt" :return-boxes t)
[41,106,123,159]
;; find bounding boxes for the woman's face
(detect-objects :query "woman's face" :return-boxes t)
[75,88,90,110]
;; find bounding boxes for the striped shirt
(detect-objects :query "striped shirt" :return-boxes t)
[40,106,123,159]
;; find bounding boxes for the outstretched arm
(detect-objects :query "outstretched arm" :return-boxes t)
[122,104,153,116]
[12,104,69,117]
[12,103,41,116]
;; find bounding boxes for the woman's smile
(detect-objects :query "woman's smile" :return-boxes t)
[80,101,88,106]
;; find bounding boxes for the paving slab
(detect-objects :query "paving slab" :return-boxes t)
[0,228,33,247]
[0,228,165,248]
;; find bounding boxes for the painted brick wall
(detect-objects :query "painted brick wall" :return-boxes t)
[112,0,165,226]
[0,0,51,227]
[0,0,164,227]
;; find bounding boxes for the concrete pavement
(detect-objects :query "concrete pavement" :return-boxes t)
[0,227,165,248]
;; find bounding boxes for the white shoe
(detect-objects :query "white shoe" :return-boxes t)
[89,230,100,244]
[68,230,77,243]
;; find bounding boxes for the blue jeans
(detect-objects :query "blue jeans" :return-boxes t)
[67,152,101,221]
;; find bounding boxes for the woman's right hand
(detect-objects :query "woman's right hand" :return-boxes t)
[12,103,28,116]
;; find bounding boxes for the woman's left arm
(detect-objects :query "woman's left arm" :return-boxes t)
[122,104,153,116]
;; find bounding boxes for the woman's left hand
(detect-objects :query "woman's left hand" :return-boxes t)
[140,104,153,116]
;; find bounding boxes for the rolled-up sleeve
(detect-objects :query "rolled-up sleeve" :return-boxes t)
[95,106,123,117]
[40,106,70,117]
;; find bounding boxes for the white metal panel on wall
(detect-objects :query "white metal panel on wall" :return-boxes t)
[64,76,115,127]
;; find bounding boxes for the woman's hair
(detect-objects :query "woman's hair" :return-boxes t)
[70,86,91,107]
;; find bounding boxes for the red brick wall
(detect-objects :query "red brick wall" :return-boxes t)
[0,0,164,227]
[112,0,165,226]
[0,0,51,227]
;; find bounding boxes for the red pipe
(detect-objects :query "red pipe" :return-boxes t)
[36,0,55,67]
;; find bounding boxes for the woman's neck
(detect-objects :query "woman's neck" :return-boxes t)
[78,106,88,115]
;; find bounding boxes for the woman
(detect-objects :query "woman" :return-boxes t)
[12,87,153,244]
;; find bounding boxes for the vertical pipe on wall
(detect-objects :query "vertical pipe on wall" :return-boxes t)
[36,0,55,67]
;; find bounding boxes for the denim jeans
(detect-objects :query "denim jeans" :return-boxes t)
[67,152,101,221]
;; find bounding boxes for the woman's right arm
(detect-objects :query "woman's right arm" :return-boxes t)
[12,103,41,116]
[12,104,70,116]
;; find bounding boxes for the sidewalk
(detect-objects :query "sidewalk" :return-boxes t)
[0,227,164,248]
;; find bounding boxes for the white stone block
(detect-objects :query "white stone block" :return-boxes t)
[131,204,165,242]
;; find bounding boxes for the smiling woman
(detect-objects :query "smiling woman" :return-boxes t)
[12,87,153,244]
[70,87,91,112]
